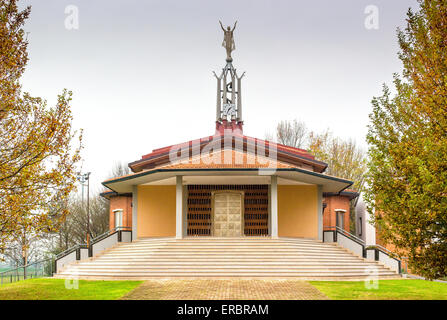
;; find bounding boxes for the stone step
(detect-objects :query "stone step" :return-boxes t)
[132,240,323,245]
[106,249,350,256]
[97,252,356,258]
[101,246,345,252]
[122,239,330,244]
[54,274,401,281]
[93,258,364,264]
[95,255,360,260]
[66,266,389,272]
[96,252,361,260]
[57,270,397,277]
[96,257,362,263]
[133,239,326,243]
[113,245,340,251]
[112,245,341,251]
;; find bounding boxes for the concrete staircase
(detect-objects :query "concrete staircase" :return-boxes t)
[54,237,400,280]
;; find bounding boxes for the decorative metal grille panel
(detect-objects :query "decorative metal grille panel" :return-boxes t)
[187,185,269,236]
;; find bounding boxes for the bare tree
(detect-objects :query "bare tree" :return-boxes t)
[3,226,52,267]
[52,162,131,253]
[108,161,131,179]
[55,192,109,251]
[266,119,308,149]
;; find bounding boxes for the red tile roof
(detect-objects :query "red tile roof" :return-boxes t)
[129,132,327,173]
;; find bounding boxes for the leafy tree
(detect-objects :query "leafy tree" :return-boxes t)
[308,130,367,233]
[0,0,29,119]
[308,130,367,193]
[0,1,82,253]
[267,121,366,193]
[365,0,447,279]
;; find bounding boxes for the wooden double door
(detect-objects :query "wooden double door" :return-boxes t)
[213,192,243,237]
[186,185,269,237]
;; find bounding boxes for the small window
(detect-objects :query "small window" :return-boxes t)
[359,217,363,237]
[114,209,123,230]
[336,211,345,230]
[358,217,363,237]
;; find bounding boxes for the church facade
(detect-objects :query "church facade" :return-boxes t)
[101,23,357,243]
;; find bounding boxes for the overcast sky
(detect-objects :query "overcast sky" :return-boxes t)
[19,0,418,190]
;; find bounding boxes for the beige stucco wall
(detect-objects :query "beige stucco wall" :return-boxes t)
[137,185,176,238]
[278,185,318,239]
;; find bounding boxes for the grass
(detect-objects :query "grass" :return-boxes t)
[0,278,143,300]
[310,279,447,300]
[1,278,446,300]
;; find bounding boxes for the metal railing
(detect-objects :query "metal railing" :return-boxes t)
[56,243,88,260]
[56,227,132,261]
[364,243,400,259]
[323,225,402,273]
[0,258,55,286]
[91,226,131,243]
[0,228,133,285]
[401,256,409,274]
[55,226,132,273]
[323,226,366,245]
[374,244,395,256]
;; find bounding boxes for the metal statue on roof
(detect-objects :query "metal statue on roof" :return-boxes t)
[219,20,237,62]
[213,21,245,131]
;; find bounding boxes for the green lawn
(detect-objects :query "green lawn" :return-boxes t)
[310,279,447,300]
[1,278,446,300]
[0,278,142,300]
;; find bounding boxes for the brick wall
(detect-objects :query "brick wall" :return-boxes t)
[109,195,132,230]
[323,195,351,232]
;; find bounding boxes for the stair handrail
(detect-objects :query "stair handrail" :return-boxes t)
[91,226,131,244]
[324,226,402,273]
[56,227,132,260]
[366,244,401,263]
[323,226,366,245]
[335,226,366,245]
[56,243,88,260]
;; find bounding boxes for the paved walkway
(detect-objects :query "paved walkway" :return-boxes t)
[121,279,329,300]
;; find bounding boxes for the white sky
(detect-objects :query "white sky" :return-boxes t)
[18,0,419,191]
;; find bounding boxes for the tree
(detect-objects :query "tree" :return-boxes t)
[0,0,29,119]
[267,121,367,194]
[55,193,109,251]
[107,161,131,180]
[0,1,82,253]
[3,220,52,267]
[53,162,131,253]
[308,130,367,233]
[308,130,367,193]
[275,119,308,149]
[365,0,447,279]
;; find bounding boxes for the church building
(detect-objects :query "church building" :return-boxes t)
[101,23,357,242]
[55,22,400,279]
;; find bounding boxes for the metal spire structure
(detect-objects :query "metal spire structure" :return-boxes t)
[214,21,245,128]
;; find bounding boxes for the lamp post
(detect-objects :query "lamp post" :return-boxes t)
[77,172,91,246]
